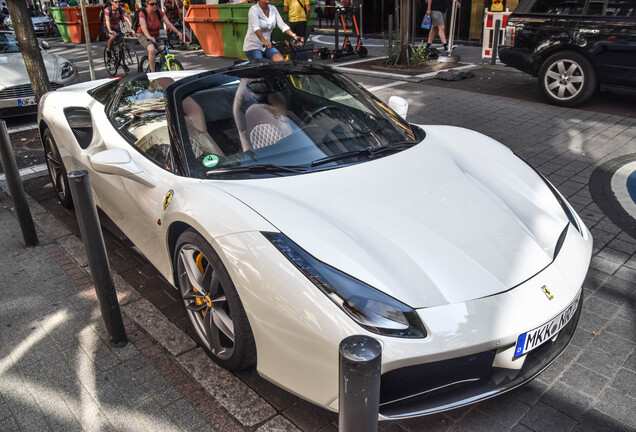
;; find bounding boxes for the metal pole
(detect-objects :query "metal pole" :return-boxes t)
[359,3,363,40]
[338,335,382,432]
[334,8,339,53]
[388,13,393,54]
[0,120,38,246]
[448,0,458,56]
[80,0,96,81]
[491,19,501,65]
[68,170,127,347]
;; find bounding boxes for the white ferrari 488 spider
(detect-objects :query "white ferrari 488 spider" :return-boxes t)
[38,62,592,419]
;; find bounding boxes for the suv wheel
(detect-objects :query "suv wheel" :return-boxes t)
[538,51,597,107]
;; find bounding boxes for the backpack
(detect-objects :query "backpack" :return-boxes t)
[99,4,125,28]
[130,8,145,33]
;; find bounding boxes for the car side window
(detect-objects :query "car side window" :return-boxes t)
[528,0,586,14]
[110,79,174,171]
[605,0,636,15]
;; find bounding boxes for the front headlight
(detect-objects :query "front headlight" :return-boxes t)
[60,62,75,80]
[264,232,427,338]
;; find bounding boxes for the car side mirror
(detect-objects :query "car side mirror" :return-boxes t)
[41,40,50,50]
[89,149,157,188]
[388,96,408,120]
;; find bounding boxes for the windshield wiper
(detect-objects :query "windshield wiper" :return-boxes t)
[310,141,418,168]
[206,164,308,176]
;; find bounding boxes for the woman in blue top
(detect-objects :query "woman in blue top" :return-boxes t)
[243,0,300,61]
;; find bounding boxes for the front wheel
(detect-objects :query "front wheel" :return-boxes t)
[104,46,118,76]
[123,46,139,74]
[538,51,597,107]
[138,55,149,73]
[42,129,73,208]
[162,58,184,71]
[174,229,256,371]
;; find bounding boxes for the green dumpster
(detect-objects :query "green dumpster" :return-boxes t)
[50,6,71,43]
[185,1,315,59]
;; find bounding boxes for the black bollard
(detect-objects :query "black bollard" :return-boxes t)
[339,335,382,432]
[491,19,501,65]
[0,120,38,246]
[68,170,127,347]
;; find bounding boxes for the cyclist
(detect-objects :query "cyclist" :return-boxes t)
[243,0,301,61]
[136,0,182,72]
[103,0,133,72]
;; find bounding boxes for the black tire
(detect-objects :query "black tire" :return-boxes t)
[104,46,118,76]
[42,129,73,208]
[138,55,149,73]
[162,58,184,71]
[174,229,256,371]
[538,51,597,107]
[333,51,342,62]
[358,46,368,58]
[319,49,329,60]
[123,46,139,74]
[167,31,179,49]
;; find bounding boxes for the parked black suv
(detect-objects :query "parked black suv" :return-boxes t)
[498,0,636,106]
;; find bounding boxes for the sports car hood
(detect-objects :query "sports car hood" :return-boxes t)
[0,51,58,87]
[216,126,571,308]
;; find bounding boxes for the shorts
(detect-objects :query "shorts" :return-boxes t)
[103,26,123,44]
[137,33,162,49]
[244,47,281,61]
[431,10,445,27]
[289,21,307,38]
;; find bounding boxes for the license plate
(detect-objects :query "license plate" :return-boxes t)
[514,297,579,358]
[18,97,36,107]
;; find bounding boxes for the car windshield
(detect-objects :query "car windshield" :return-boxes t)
[174,64,420,179]
[0,33,21,54]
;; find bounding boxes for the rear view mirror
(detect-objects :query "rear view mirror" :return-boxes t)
[388,96,408,120]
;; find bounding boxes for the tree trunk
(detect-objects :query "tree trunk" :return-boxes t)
[398,0,410,65]
[6,0,52,103]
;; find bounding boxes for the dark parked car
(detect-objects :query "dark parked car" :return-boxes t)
[498,0,636,106]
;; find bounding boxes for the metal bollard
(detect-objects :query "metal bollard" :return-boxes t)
[339,335,382,432]
[68,170,127,347]
[491,19,501,65]
[0,120,38,246]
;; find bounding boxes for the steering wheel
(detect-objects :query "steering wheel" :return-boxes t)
[303,105,344,123]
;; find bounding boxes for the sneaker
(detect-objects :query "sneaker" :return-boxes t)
[106,50,112,58]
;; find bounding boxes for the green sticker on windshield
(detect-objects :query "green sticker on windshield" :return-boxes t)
[202,154,219,168]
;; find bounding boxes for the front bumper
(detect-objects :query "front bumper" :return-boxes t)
[498,46,538,76]
[379,291,582,418]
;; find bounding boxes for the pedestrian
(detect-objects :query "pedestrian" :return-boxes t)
[243,0,300,61]
[1,2,8,14]
[58,0,68,6]
[323,0,334,27]
[136,0,182,71]
[164,0,181,27]
[283,0,310,39]
[103,0,132,71]
[68,0,78,6]
[425,0,459,54]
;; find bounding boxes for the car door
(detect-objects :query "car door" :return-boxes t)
[88,74,178,267]
[580,0,636,88]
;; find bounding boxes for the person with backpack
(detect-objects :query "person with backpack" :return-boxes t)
[103,0,133,71]
[283,0,310,39]
[136,0,182,72]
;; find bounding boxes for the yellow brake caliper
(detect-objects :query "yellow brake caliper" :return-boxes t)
[194,252,211,316]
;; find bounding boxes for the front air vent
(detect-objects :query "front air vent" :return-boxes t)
[0,83,63,100]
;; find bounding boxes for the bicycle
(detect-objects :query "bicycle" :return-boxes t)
[138,37,184,72]
[103,33,139,77]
